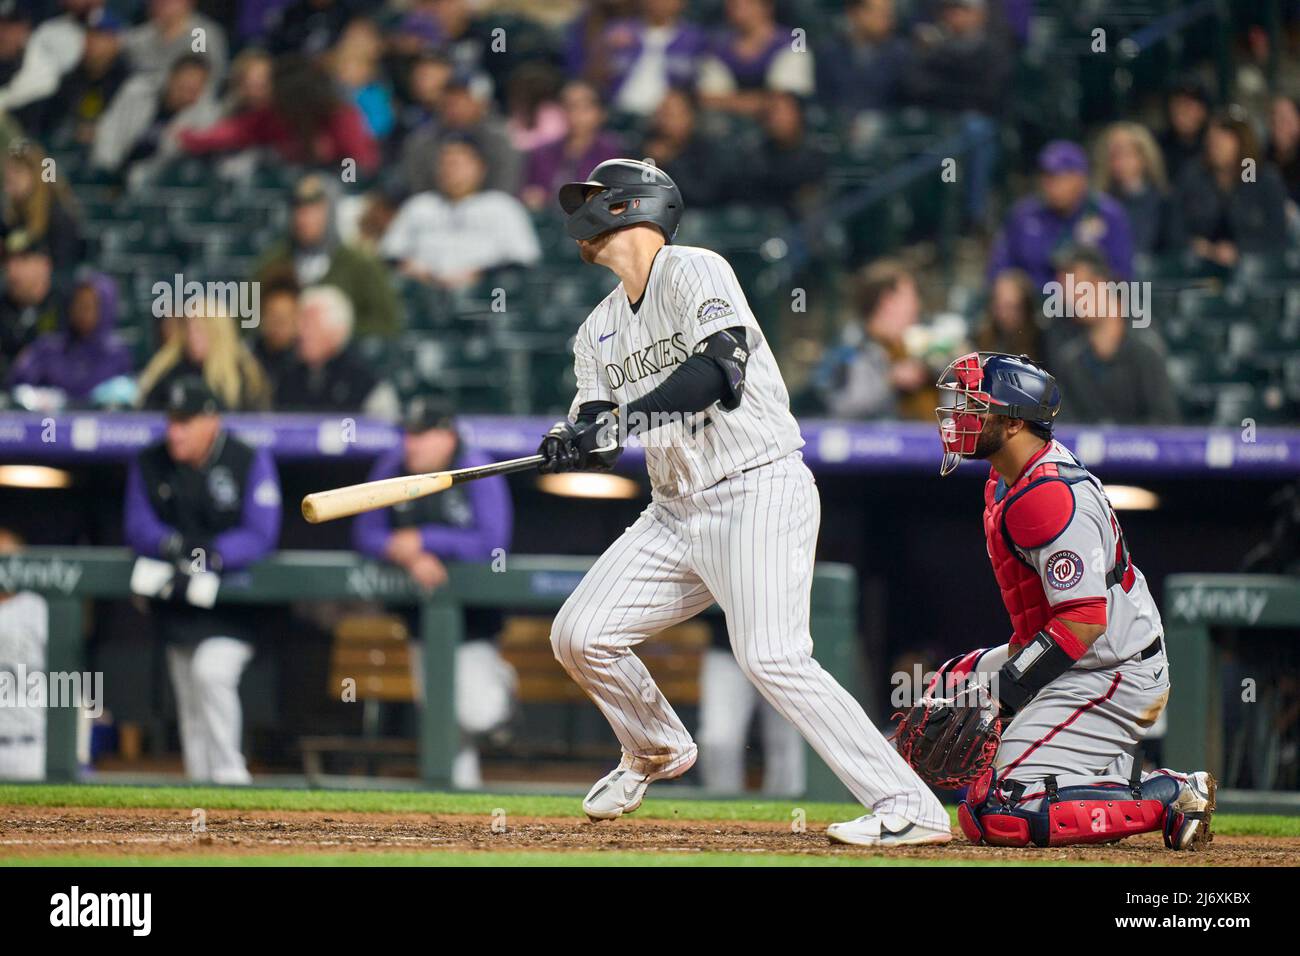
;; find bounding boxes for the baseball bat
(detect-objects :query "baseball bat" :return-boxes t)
[301,453,546,524]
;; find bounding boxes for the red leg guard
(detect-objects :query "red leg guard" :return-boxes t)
[958,803,984,844]
[978,813,1033,847]
[1047,799,1167,846]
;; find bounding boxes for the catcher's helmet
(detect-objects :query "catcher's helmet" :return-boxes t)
[934,351,1061,476]
[558,158,683,243]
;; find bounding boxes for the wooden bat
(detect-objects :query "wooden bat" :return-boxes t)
[301,454,546,524]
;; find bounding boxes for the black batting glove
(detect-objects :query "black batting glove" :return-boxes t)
[538,421,581,473]
[537,411,623,473]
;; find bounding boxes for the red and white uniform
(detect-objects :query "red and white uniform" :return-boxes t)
[970,440,1172,792]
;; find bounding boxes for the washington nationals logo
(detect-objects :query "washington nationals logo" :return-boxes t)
[1046,550,1084,590]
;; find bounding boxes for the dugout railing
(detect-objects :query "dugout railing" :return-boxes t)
[1164,573,1300,810]
[7,548,861,802]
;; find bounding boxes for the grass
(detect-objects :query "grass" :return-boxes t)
[3,783,1298,837]
[0,783,1294,867]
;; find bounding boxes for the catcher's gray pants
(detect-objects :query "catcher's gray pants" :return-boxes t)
[550,455,949,829]
[973,644,1181,802]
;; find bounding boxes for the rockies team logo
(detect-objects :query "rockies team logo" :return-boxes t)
[696,298,734,323]
[1046,550,1084,590]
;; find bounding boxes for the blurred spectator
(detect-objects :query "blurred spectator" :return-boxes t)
[223,47,274,116]
[1093,122,1169,256]
[504,61,566,153]
[902,0,1010,115]
[138,304,271,411]
[39,7,129,145]
[392,52,454,150]
[1267,94,1300,206]
[566,0,638,91]
[250,276,299,393]
[274,284,398,416]
[7,271,131,401]
[254,174,399,338]
[734,91,826,214]
[179,54,378,173]
[520,80,622,211]
[352,397,515,788]
[988,140,1135,286]
[329,17,394,141]
[816,0,908,113]
[810,260,936,420]
[2,141,85,273]
[975,268,1042,360]
[1168,112,1288,269]
[1050,248,1179,425]
[91,54,219,187]
[0,0,102,129]
[901,0,1010,224]
[640,86,727,206]
[399,74,522,196]
[123,0,229,85]
[597,0,708,117]
[268,0,358,56]
[124,377,281,784]
[0,236,61,378]
[383,138,540,289]
[0,528,48,781]
[411,0,498,86]
[1157,75,1212,184]
[698,0,815,116]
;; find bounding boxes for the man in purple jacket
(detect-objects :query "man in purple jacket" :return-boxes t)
[987,140,1136,287]
[124,377,281,784]
[352,396,514,788]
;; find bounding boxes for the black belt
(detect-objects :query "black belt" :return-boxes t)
[1138,636,1163,661]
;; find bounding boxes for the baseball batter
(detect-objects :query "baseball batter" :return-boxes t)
[900,351,1215,849]
[537,158,950,846]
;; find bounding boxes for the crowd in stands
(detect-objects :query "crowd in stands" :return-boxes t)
[0,0,1296,429]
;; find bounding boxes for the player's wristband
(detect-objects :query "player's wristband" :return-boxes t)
[994,621,1088,714]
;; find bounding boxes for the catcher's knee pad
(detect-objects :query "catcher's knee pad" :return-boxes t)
[960,773,1182,848]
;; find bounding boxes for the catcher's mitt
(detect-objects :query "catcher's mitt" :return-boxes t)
[893,684,1004,790]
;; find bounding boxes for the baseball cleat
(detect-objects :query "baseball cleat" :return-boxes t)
[582,746,697,821]
[826,812,953,847]
[1164,771,1216,851]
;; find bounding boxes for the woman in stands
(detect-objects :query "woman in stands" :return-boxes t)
[1092,122,1169,257]
[1,141,84,273]
[137,300,270,412]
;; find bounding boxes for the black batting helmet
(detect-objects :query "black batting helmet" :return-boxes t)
[558,158,683,243]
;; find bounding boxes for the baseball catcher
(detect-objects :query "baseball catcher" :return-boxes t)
[895,352,1215,850]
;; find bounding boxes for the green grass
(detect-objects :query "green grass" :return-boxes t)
[0,783,864,824]
[2,783,1297,837]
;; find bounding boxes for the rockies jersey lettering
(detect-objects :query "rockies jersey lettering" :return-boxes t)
[570,244,804,498]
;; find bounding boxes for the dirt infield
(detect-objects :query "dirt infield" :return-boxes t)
[1,805,1296,864]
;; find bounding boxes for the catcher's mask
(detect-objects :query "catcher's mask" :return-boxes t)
[935,351,1061,476]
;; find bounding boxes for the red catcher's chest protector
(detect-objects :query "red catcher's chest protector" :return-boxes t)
[982,446,1129,649]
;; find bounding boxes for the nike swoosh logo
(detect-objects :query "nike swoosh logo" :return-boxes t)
[1154,669,1164,680]
[599,331,615,342]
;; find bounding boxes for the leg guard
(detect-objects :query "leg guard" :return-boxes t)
[960,772,1182,847]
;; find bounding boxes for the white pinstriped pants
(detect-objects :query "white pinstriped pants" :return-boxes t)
[551,454,948,828]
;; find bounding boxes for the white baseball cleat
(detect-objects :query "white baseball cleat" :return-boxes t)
[582,746,697,821]
[1164,771,1216,851]
[826,812,953,847]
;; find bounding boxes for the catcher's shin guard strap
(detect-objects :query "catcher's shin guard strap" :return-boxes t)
[995,622,1086,713]
[963,776,1182,847]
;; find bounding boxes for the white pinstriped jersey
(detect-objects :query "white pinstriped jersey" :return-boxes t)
[569,244,804,499]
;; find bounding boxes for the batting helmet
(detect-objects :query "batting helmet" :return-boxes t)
[558,158,683,243]
[935,351,1061,476]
